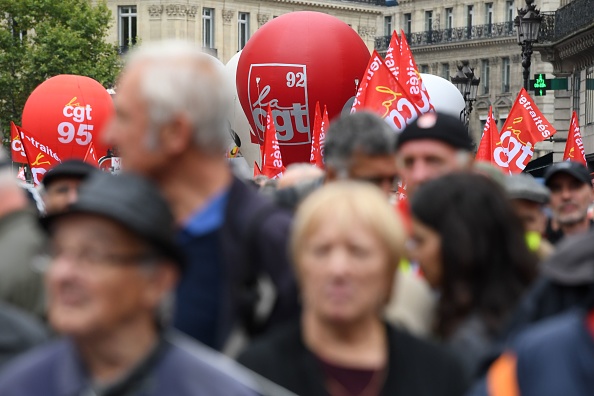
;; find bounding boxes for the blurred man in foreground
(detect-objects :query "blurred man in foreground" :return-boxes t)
[0,173,284,396]
[104,40,298,352]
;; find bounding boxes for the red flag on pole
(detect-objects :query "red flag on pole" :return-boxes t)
[352,51,421,133]
[399,30,434,115]
[83,141,100,167]
[253,161,262,178]
[18,127,62,186]
[563,111,586,165]
[10,122,28,164]
[499,88,557,173]
[476,107,510,173]
[310,102,322,166]
[261,105,285,179]
[384,31,401,80]
[314,105,329,169]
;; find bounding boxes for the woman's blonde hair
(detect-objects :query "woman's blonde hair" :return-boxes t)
[290,181,406,271]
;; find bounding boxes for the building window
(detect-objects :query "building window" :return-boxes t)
[420,64,429,74]
[404,13,412,35]
[118,6,137,53]
[481,59,490,94]
[202,8,214,49]
[502,57,511,92]
[467,5,474,38]
[441,63,450,80]
[446,8,454,29]
[425,11,433,31]
[574,72,582,119]
[384,16,393,36]
[238,12,250,50]
[506,0,515,22]
[586,68,594,125]
[485,3,493,34]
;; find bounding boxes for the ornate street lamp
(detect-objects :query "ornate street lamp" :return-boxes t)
[515,0,543,90]
[450,60,480,128]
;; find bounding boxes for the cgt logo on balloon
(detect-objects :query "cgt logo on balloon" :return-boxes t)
[247,64,310,146]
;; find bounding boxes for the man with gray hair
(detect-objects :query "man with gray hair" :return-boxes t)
[103,40,298,353]
[272,111,399,210]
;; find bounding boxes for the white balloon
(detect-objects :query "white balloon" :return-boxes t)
[420,73,465,120]
[225,51,260,169]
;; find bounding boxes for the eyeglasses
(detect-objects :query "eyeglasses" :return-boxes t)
[34,246,159,273]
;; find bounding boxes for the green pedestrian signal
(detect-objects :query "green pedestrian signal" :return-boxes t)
[533,73,548,96]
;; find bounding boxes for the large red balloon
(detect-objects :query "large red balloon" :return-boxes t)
[236,11,370,166]
[22,75,114,161]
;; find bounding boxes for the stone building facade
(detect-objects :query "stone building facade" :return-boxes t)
[103,0,564,156]
[537,0,594,166]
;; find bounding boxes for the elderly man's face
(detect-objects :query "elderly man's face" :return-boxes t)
[511,199,547,234]
[547,173,593,226]
[103,66,165,176]
[46,214,166,338]
[397,139,470,196]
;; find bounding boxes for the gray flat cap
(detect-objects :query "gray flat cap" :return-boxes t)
[505,173,550,204]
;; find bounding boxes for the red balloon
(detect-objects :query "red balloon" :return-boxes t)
[22,75,114,161]
[236,11,370,166]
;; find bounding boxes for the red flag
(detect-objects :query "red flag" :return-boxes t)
[499,88,557,173]
[16,166,26,181]
[563,111,586,165]
[18,127,62,186]
[353,51,421,133]
[83,141,100,167]
[10,122,28,164]
[310,102,322,166]
[261,105,285,179]
[399,30,434,114]
[315,105,329,168]
[476,107,510,173]
[384,31,401,80]
[253,161,262,178]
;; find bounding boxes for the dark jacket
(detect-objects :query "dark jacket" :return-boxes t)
[219,177,300,343]
[0,302,48,368]
[0,330,292,396]
[467,309,594,396]
[238,321,469,396]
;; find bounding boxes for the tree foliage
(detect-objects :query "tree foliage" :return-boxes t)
[0,0,121,143]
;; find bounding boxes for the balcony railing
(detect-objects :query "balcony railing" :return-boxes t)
[539,0,594,43]
[375,21,516,51]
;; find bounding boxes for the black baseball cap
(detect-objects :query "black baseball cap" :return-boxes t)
[41,172,184,268]
[42,160,97,188]
[544,161,591,186]
[395,112,474,151]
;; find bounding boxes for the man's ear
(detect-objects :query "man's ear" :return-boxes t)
[159,114,193,156]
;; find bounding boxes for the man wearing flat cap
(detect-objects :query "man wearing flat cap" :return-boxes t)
[544,161,594,244]
[42,159,97,215]
[0,173,290,396]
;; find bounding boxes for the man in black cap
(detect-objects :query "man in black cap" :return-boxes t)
[0,172,290,396]
[41,159,97,215]
[395,111,474,197]
[544,161,594,244]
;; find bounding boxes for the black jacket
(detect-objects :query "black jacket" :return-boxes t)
[218,177,300,343]
[238,321,469,396]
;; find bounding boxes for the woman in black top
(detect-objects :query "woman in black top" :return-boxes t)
[238,181,468,396]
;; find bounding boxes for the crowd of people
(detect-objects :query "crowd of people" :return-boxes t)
[0,39,592,395]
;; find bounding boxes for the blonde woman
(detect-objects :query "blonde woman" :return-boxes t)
[238,182,467,396]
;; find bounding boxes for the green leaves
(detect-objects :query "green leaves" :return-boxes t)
[0,0,120,144]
